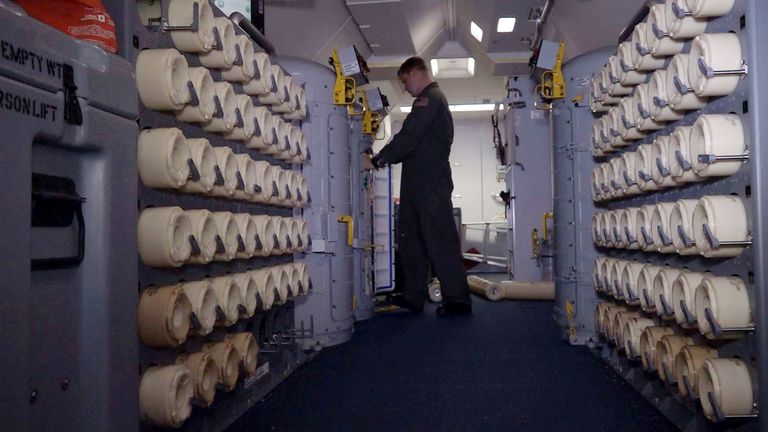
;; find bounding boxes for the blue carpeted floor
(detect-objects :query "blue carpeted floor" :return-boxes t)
[228,298,677,432]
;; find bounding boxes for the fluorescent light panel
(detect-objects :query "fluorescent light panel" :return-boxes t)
[400,103,497,114]
[430,58,439,75]
[497,17,517,33]
[470,21,483,42]
[467,57,475,75]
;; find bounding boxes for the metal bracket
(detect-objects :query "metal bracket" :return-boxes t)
[157,2,200,32]
[677,225,695,248]
[656,157,671,177]
[251,59,261,80]
[651,22,669,39]
[659,293,673,317]
[214,235,225,254]
[682,374,695,399]
[640,226,653,247]
[644,352,654,370]
[626,283,638,303]
[623,171,637,187]
[679,300,696,326]
[673,75,692,95]
[637,103,651,119]
[188,235,201,256]
[213,165,225,186]
[621,114,636,130]
[643,289,655,308]
[253,118,261,137]
[189,312,201,331]
[233,44,244,66]
[620,58,637,73]
[702,223,753,249]
[675,150,692,171]
[211,27,223,51]
[661,361,674,386]
[704,307,755,336]
[213,95,224,119]
[187,159,200,181]
[635,42,650,57]
[234,108,244,128]
[707,392,759,422]
[672,0,692,18]
[186,81,199,107]
[698,58,748,79]
[624,226,637,244]
[657,224,673,246]
[697,153,749,165]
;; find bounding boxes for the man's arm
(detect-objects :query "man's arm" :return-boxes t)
[373,95,439,167]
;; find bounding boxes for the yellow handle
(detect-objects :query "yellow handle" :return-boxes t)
[542,212,554,241]
[337,215,354,246]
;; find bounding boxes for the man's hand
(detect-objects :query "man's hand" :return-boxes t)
[362,153,376,170]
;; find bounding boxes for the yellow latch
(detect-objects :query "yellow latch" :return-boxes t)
[565,301,577,338]
[537,41,566,100]
[542,212,554,241]
[337,215,354,247]
[331,49,357,106]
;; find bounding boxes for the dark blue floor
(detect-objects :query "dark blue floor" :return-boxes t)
[228,299,677,432]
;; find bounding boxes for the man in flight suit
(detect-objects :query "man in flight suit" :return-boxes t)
[370,57,472,317]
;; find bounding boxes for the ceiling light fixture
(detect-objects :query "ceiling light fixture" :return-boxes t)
[467,57,475,76]
[470,21,483,42]
[430,58,439,75]
[497,17,517,33]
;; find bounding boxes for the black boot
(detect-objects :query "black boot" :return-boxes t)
[436,302,472,317]
[391,295,424,313]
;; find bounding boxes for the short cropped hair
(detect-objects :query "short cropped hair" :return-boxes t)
[397,56,428,76]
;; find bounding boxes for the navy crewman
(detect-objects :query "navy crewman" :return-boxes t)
[369,56,472,317]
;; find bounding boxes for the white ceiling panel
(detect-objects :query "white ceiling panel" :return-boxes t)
[346,1,415,56]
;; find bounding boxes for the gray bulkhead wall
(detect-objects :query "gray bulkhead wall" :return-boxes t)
[503,76,553,281]
[551,47,614,344]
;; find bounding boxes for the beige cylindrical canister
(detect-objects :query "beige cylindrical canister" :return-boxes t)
[225,332,260,375]
[139,364,194,428]
[138,127,191,190]
[203,341,241,391]
[180,138,217,194]
[175,67,216,123]
[698,358,754,421]
[167,0,216,53]
[138,207,193,267]
[176,351,217,407]
[675,345,719,399]
[137,284,191,348]
[198,17,237,68]
[180,280,217,336]
[136,48,190,111]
